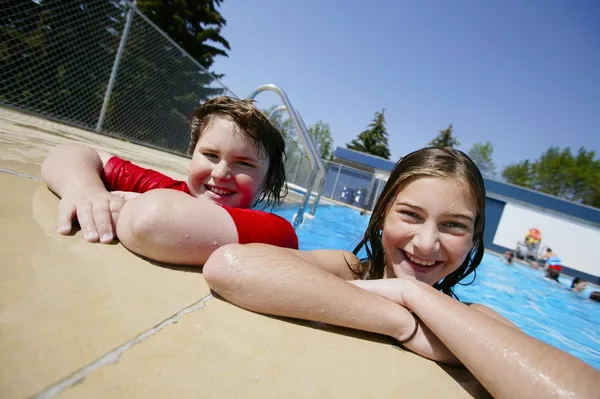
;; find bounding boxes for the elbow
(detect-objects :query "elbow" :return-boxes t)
[116,197,161,254]
[203,243,246,298]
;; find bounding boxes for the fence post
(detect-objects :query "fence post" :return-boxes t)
[330,162,342,199]
[95,5,134,132]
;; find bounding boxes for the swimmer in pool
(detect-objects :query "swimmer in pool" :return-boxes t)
[204,147,600,397]
[571,278,587,292]
[502,250,514,264]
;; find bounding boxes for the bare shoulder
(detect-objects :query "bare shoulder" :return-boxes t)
[285,248,360,280]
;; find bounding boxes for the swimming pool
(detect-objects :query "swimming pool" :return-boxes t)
[274,204,600,370]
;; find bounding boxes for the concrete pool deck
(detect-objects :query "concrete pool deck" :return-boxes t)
[0,107,488,398]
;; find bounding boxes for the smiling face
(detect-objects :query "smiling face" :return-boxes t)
[186,117,269,208]
[381,177,476,286]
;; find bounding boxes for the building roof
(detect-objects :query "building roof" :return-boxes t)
[333,146,600,225]
[334,147,397,172]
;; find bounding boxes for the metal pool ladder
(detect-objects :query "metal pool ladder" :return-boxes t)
[247,84,326,228]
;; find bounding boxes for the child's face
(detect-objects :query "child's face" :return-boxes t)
[381,177,476,286]
[573,281,587,292]
[186,117,269,208]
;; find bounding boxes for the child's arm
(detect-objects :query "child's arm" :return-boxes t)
[203,244,600,398]
[116,189,238,265]
[41,143,125,243]
[398,280,600,398]
[202,243,459,364]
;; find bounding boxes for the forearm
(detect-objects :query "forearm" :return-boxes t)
[41,143,106,196]
[203,244,417,341]
[406,281,600,398]
[116,190,238,265]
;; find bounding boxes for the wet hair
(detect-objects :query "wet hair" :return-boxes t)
[546,248,552,252]
[350,147,486,299]
[571,277,584,289]
[545,268,560,281]
[590,291,600,302]
[187,96,287,209]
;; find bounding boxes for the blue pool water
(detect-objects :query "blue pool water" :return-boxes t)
[274,204,600,370]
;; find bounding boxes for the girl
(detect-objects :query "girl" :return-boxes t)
[203,147,599,398]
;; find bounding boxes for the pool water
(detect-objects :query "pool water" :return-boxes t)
[274,204,600,370]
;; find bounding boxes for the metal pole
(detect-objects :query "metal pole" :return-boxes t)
[331,163,342,198]
[247,85,326,226]
[371,179,382,210]
[96,5,134,132]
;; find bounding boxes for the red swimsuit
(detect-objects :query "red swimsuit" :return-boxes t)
[103,156,298,249]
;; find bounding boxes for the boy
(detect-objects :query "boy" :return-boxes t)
[41,97,298,265]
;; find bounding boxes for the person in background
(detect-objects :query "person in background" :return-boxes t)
[538,247,562,272]
[523,227,542,260]
[570,277,587,292]
[544,268,561,282]
[501,250,514,264]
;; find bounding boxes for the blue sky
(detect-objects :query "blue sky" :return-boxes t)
[212,0,599,171]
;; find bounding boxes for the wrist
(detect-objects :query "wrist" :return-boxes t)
[401,278,428,312]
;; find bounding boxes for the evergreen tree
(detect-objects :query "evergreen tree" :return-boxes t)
[308,120,334,160]
[429,124,460,148]
[468,141,497,178]
[135,0,230,72]
[502,160,533,188]
[347,109,391,159]
[502,147,600,208]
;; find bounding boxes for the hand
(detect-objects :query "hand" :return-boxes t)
[111,191,141,201]
[349,278,413,307]
[56,188,127,243]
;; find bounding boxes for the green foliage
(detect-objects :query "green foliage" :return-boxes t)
[468,141,496,178]
[347,109,391,159]
[263,107,334,162]
[0,0,230,154]
[262,105,294,141]
[502,147,600,208]
[135,0,229,72]
[0,0,122,126]
[502,160,532,188]
[429,124,460,148]
[308,120,334,160]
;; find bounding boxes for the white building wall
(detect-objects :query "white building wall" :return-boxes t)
[493,202,600,277]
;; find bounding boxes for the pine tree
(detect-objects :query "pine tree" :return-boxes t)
[429,124,460,148]
[468,141,497,178]
[136,0,230,71]
[347,109,391,159]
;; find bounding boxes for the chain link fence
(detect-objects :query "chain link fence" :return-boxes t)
[1,0,329,207]
[1,0,235,156]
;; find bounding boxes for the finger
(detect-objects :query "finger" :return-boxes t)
[109,197,126,227]
[76,202,99,242]
[93,200,115,243]
[111,191,126,199]
[57,201,76,234]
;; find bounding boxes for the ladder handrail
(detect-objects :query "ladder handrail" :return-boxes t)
[292,109,326,215]
[247,84,326,226]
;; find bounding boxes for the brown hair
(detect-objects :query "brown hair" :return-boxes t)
[351,147,486,299]
[188,96,287,209]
